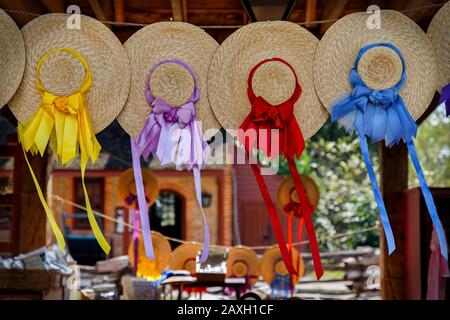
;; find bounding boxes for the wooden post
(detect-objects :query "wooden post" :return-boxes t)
[379,142,408,299]
[16,149,48,254]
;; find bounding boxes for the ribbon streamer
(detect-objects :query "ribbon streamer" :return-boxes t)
[331,42,448,260]
[132,58,210,263]
[131,209,140,275]
[439,83,450,116]
[17,48,110,254]
[238,57,323,279]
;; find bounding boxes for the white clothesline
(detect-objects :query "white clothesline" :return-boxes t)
[52,194,380,251]
[2,2,445,29]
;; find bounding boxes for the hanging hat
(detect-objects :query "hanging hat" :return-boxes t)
[276,175,320,218]
[169,242,202,274]
[117,21,220,140]
[314,10,447,261]
[128,231,172,280]
[9,13,130,133]
[226,246,261,286]
[208,21,326,279]
[207,21,328,140]
[0,9,25,109]
[8,13,130,256]
[314,10,437,120]
[427,2,450,115]
[118,22,220,264]
[261,247,304,285]
[118,168,159,208]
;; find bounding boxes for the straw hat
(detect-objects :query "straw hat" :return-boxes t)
[427,2,450,92]
[128,231,171,279]
[169,242,202,274]
[117,22,220,140]
[118,168,160,207]
[207,21,328,140]
[0,9,25,109]
[226,246,261,286]
[261,247,304,285]
[8,13,130,133]
[276,175,320,217]
[314,10,438,120]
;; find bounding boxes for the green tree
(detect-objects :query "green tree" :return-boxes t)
[275,122,380,250]
[408,107,450,188]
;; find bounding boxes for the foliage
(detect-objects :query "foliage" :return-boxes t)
[275,122,380,251]
[408,106,450,188]
[274,105,450,251]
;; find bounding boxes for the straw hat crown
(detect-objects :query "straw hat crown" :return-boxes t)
[207,21,328,140]
[117,22,220,140]
[0,9,25,109]
[118,168,160,207]
[9,13,130,133]
[427,1,450,92]
[226,246,261,285]
[314,10,438,120]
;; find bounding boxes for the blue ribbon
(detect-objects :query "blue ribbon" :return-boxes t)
[151,269,189,287]
[271,274,291,298]
[331,42,448,260]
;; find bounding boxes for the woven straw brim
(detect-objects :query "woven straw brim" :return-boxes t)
[276,175,320,213]
[8,13,130,133]
[261,247,304,285]
[207,21,328,140]
[226,246,260,285]
[169,242,202,274]
[427,2,450,92]
[129,232,172,273]
[117,22,220,140]
[117,168,160,206]
[314,10,438,120]
[0,9,25,109]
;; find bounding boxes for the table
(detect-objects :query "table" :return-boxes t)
[160,276,247,300]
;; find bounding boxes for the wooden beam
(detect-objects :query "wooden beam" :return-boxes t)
[17,150,49,254]
[171,0,186,22]
[305,0,317,28]
[101,0,113,22]
[0,0,46,27]
[380,142,408,299]
[319,0,348,35]
[401,0,432,23]
[88,0,107,21]
[40,0,64,12]
[113,0,124,23]
[89,0,114,29]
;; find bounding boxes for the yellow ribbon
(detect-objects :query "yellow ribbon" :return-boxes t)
[17,48,111,254]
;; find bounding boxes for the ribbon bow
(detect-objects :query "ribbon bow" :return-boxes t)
[283,200,301,219]
[131,58,210,263]
[438,83,450,117]
[125,193,150,208]
[238,57,323,279]
[331,42,448,260]
[17,48,110,254]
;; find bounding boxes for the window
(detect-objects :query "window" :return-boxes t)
[150,190,184,247]
[72,177,104,230]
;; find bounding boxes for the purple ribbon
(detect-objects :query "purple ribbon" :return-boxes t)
[131,209,140,275]
[439,83,450,116]
[131,58,210,263]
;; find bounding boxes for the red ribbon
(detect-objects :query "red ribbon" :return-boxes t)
[238,57,323,279]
